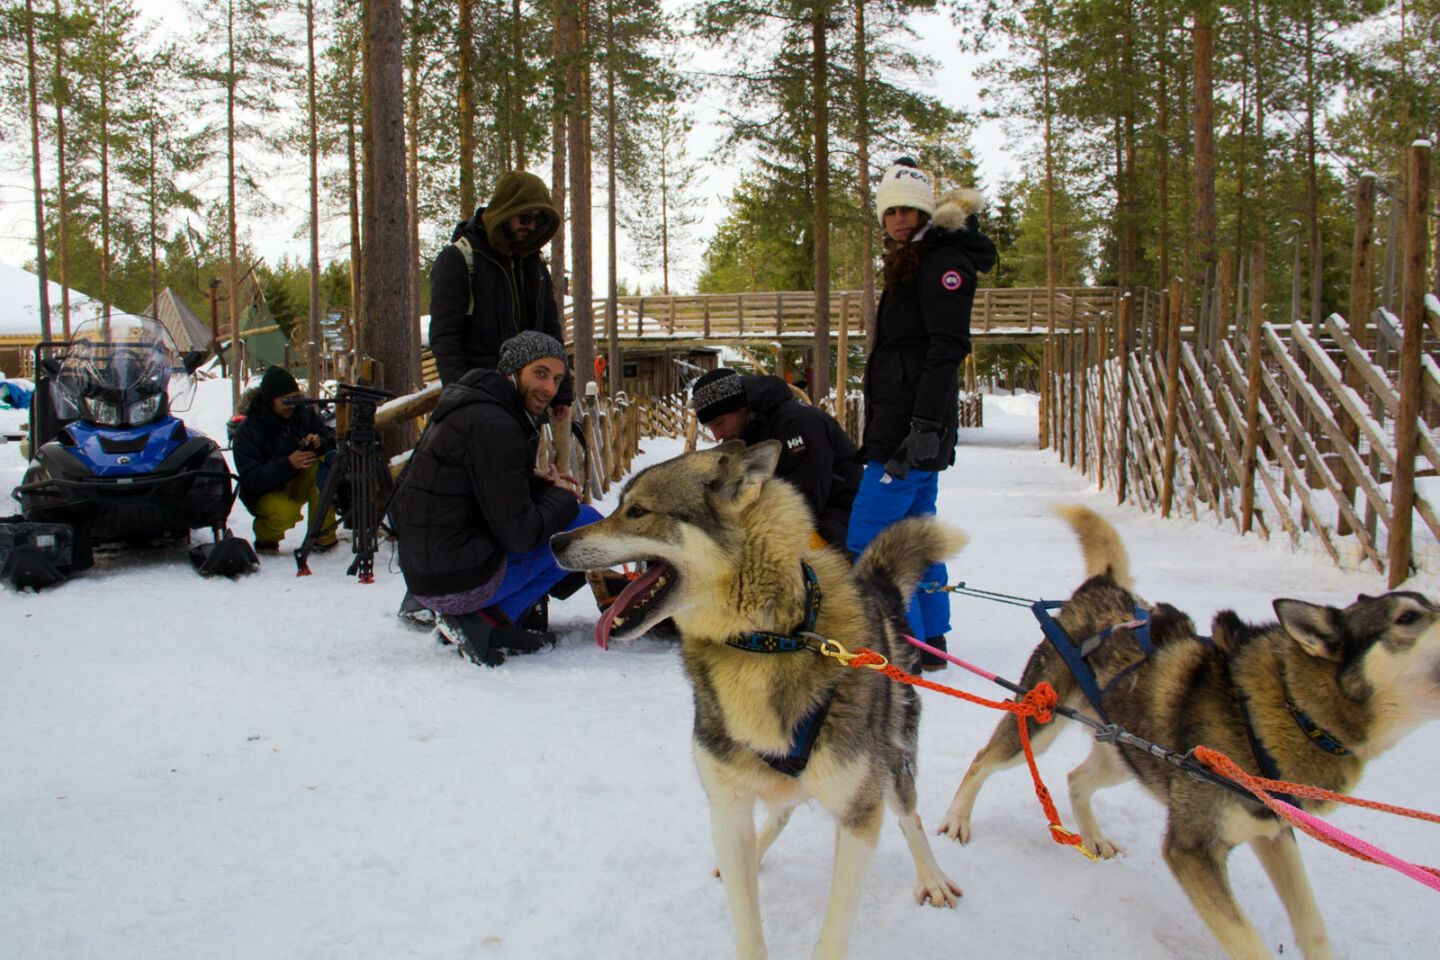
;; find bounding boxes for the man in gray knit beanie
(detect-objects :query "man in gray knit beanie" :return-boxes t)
[497,330,567,377]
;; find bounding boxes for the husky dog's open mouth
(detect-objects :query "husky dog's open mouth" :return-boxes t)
[594,561,678,648]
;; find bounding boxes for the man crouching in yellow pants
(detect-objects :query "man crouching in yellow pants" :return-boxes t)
[232,366,338,554]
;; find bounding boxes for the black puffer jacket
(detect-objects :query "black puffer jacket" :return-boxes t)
[739,375,861,546]
[395,368,579,598]
[231,388,335,513]
[862,194,997,469]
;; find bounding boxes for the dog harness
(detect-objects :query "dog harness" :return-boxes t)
[1030,600,1153,722]
[725,563,834,777]
[1236,665,1353,810]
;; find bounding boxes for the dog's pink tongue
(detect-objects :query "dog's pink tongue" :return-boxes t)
[593,564,667,650]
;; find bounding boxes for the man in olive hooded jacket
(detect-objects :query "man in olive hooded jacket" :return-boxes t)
[429,171,573,420]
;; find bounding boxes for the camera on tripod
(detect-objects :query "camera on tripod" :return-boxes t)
[284,382,397,582]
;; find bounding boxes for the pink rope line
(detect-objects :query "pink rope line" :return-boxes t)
[904,634,999,682]
[1272,797,1440,893]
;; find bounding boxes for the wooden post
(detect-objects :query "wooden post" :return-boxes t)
[1079,298,1091,476]
[1160,278,1184,517]
[1388,143,1428,587]
[1067,293,1078,468]
[837,293,849,430]
[1240,242,1267,533]
[1338,174,1376,537]
[1116,295,1133,503]
[1215,248,1234,353]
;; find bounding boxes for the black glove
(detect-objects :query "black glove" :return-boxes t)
[884,419,943,480]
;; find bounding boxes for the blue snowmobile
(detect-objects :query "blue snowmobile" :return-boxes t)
[7,313,255,583]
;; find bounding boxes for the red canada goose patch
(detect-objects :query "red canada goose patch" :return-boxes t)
[941,270,963,291]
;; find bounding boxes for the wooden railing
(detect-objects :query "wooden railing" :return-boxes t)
[564,286,1162,342]
[1047,293,1440,582]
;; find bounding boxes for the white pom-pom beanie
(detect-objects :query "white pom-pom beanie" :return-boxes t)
[875,157,936,225]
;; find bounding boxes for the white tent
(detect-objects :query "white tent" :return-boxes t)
[0,261,102,337]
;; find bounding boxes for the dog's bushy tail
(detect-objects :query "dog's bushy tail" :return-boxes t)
[856,516,967,602]
[1053,505,1132,590]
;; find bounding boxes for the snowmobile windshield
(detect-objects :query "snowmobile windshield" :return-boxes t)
[57,314,197,428]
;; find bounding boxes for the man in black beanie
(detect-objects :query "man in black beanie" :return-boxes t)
[690,367,862,549]
[232,366,337,554]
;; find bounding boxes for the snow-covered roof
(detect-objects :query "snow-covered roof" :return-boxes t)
[0,261,101,337]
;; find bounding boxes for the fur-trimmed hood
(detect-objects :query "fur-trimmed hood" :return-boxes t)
[931,188,986,231]
[921,188,997,273]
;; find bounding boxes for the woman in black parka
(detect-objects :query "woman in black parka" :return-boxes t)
[845,157,997,670]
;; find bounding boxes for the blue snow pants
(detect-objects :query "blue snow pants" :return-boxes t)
[845,462,950,640]
[492,504,604,622]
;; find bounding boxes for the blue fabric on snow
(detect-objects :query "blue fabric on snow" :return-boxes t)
[845,462,950,640]
[0,381,33,409]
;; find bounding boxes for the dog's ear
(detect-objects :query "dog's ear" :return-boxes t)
[711,439,780,508]
[1274,598,1345,662]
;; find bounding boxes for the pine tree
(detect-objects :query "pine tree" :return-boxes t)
[185,0,295,409]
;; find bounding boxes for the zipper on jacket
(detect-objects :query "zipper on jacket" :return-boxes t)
[476,244,524,336]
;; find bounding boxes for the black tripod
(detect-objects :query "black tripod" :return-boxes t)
[286,383,398,583]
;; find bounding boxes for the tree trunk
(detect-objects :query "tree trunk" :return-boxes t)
[1192,9,1216,303]
[227,2,240,410]
[24,0,51,340]
[53,0,70,337]
[308,0,322,394]
[98,13,112,319]
[406,0,422,385]
[1119,0,1137,290]
[1303,8,1321,325]
[1042,15,1056,449]
[1157,37,1171,340]
[562,0,594,394]
[346,66,363,367]
[549,14,567,322]
[457,0,477,216]
[362,0,417,448]
[853,0,875,347]
[605,0,619,397]
[512,0,527,168]
[809,3,831,402]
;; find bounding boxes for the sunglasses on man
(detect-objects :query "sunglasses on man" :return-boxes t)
[516,211,549,227]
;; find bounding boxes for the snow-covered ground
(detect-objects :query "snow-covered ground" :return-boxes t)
[3,385,1437,960]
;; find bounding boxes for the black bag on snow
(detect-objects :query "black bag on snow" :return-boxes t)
[0,517,89,590]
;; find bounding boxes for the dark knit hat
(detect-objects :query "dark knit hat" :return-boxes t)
[260,365,300,402]
[691,368,747,423]
[497,330,567,376]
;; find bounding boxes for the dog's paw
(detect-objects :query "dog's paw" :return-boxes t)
[914,873,963,908]
[1085,835,1124,859]
[935,813,971,845]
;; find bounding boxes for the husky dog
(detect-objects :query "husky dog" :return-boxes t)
[937,505,1440,960]
[551,440,966,960]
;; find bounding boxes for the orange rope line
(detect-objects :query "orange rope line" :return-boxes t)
[846,648,1097,860]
